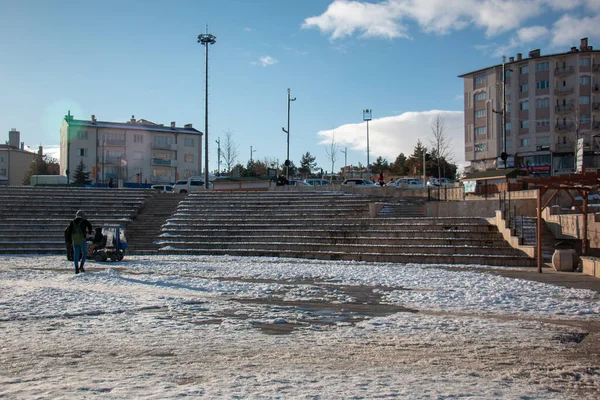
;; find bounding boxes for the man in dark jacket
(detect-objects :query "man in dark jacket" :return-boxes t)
[65,210,93,274]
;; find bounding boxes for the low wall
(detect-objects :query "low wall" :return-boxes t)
[581,256,600,278]
[543,207,600,248]
[426,197,537,218]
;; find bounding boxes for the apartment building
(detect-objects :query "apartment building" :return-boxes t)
[0,129,38,186]
[459,38,600,176]
[59,113,203,184]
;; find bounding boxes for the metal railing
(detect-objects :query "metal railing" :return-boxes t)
[499,191,537,245]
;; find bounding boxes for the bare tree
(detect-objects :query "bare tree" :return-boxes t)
[324,131,338,174]
[222,129,239,174]
[429,114,453,179]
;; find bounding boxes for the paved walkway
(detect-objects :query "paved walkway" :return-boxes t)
[484,266,600,294]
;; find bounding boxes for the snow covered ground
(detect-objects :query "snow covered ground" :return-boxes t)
[1,255,600,399]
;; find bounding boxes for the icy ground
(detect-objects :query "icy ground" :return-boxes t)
[1,255,600,399]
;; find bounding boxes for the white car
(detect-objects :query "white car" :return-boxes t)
[390,178,424,189]
[427,178,454,187]
[173,177,211,193]
[150,184,174,193]
[342,179,376,186]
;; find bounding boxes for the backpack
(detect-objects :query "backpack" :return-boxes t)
[71,220,85,245]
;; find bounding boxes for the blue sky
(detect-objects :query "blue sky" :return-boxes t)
[2,0,600,174]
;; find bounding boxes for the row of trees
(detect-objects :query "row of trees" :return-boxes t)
[221,114,457,181]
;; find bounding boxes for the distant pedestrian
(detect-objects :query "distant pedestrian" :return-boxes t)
[108,178,114,188]
[65,210,93,274]
[378,172,385,186]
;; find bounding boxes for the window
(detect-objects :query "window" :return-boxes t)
[474,92,486,101]
[580,76,591,85]
[475,109,486,118]
[153,136,173,148]
[520,120,530,129]
[536,118,550,127]
[520,101,529,111]
[580,95,590,105]
[78,148,87,156]
[0,156,4,162]
[474,143,487,152]
[580,114,591,124]
[537,136,550,146]
[505,139,512,150]
[0,168,6,176]
[77,131,88,140]
[506,122,512,131]
[536,80,550,89]
[520,83,528,93]
[134,134,143,143]
[580,58,591,67]
[536,98,550,108]
[133,151,143,160]
[519,65,529,74]
[520,138,531,147]
[536,61,550,71]
[184,137,195,147]
[184,154,193,162]
[475,127,487,135]
[475,75,486,85]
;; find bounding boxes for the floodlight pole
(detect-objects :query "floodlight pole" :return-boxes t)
[198,26,216,189]
[215,137,221,176]
[363,109,372,173]
[282,88,296,181]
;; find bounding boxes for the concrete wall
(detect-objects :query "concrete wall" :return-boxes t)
[544,207,600,248]
[581,256,600,278]
[426,196,537,218]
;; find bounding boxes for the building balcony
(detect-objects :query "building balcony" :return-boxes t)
[99,156,123,165]
[554,66,574,76]
[555,123,574,131]
[594,84,600,92]
[104,139,126,146]
[593,121,600,130]
[151,143,177,150]
[554,87,574,96]
[555,104,573,113]
[593,102,600,111]
[555,142,573,153]
[151,158,177,167]
[594,64,600,72]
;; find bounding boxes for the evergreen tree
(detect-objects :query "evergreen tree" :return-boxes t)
[72,160,92,185]
[371,156,389,174]
[390,153,408,176]
[406,140,428,176]
[299,152,317,178]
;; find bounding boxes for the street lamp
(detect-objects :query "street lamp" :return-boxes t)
[282,88,296,181]
[250,145,256,163]
[198,26,216,189]
[363,109,372,173]
[215,137,221,176]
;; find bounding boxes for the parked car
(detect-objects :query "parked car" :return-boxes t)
[342,179,376,186]
[288,179,312,186]
[173,177,211,193]
[427,177,454,187]
[150,184,174,193]
[389,178,424,189]
[305,178,331,186]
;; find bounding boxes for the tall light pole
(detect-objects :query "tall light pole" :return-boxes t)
[215,137,221,176]
[363,109,372,173]
[198,26,216,189]
[341,147,347,174]
[282,88,296,181]
[250,145,256,163]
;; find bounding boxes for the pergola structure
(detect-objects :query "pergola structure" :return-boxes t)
[521,170,600,273]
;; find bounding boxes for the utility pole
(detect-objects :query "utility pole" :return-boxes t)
[250,145,256,164]
[363,109,372,173]
[494,56,509,169]
[341,147,347,175]
[215,137,221,176]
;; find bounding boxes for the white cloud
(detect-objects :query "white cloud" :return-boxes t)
[550,13,600,47]
[252,55,278,67]
[303,0,599,47]
[316,110,465,169]
[302,0,410,40]
[517,26,549,43]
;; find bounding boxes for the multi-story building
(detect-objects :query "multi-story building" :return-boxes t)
[0,129,38,186]
[459,37,600,176]
[59,113,203,184]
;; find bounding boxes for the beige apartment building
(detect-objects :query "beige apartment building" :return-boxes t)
[59,113,203,185]
[459,38,600,177]
[0,129,38,186]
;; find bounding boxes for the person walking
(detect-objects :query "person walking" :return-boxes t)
[378,172,385,186]
[108,178,114,188]
[65,210,93,274]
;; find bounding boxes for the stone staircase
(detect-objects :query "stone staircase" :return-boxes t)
[125,192,186,254]
[152,192,535,267]
[377,199,427,217]
[0,186,154,254]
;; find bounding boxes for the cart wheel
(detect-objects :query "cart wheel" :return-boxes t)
[109,253,118,262]
[94,253,104,262]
